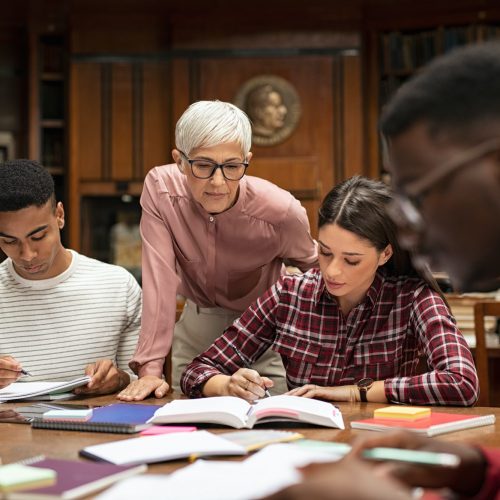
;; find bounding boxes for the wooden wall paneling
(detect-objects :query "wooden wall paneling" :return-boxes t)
[364,30,381,180]
[142,62,171,177]
[341,52,365,179]
[28,30,40,160]
[111,63,133,180]
[69,61,102,250]
[194,55,336,238]
[171,58,191,125]
[71,62,102,181]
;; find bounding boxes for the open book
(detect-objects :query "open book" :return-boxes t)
[148,395,345,429]
[0,377,91,402]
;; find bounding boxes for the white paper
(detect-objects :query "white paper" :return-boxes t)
[96,444,341,500]
[0,376,91,402]
[82,430,247,466]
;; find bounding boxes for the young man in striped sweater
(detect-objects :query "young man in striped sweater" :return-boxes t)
[0,159,141,395]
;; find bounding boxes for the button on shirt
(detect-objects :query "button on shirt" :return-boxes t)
[130,165,318,377]
[182,268,479,406]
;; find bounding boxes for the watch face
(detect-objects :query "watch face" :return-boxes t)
[357,377,374,388]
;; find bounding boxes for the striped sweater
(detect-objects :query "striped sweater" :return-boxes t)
[0,250,141,381]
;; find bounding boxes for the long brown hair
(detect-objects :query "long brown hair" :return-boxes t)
[318,176,445,298]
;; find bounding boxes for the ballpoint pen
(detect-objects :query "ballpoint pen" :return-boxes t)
[20,368,33,376]
[231,345,272,398]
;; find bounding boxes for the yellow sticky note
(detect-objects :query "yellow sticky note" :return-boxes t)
[0,464,56,492]
[374,406,431,420]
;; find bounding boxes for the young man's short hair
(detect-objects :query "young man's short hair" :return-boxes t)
[0,159,55,212]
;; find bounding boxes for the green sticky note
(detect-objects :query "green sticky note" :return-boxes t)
[0,464,56,492]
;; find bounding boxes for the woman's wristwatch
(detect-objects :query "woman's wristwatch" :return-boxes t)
[357,377,374,402]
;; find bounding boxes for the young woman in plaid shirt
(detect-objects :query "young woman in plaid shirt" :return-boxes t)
[181,176,479,406]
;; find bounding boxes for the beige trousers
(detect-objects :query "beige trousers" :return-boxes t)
[172,299,287,394]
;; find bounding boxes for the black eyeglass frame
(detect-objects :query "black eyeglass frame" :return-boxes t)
[179,150,249,181]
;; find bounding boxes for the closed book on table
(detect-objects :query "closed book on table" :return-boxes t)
[32,404,161,434]
[8,458,146,499]
[148,395,344,429]
[0,464,56,493]
[351,412,496,437]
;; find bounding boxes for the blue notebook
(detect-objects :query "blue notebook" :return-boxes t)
[31,403,161,434]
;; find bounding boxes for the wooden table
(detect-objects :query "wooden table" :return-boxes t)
[1,393,500,471]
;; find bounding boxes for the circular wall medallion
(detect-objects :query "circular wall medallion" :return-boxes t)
[234,75,301,147]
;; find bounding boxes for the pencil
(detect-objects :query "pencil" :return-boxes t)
[232,345,272,398]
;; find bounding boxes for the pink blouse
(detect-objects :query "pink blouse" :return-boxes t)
[130,164,318,377]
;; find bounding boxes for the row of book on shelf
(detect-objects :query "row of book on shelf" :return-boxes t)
[380,24,500,75]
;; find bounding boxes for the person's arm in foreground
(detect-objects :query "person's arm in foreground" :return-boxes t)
[350,430,497,499]
[181,279,287,400]
[263,454,413,500]
[118,170,179,400]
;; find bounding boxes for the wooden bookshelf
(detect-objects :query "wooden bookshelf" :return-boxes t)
[365,21,500,179]
[29,32,67,210]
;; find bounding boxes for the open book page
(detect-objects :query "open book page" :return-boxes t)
[148,397,251,428]
[148,396,344,429]
[0,376,91,402]
[248,395,345,429]
[80,430,247,466]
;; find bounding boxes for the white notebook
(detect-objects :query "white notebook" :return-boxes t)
[80,430,247,466]
[0,376,91,402]
[148,395,345,429]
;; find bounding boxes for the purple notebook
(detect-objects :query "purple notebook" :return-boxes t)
[10,458,146,499]
[31,403,161,433]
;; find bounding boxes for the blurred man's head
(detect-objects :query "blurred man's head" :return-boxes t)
[381,42,500,292]
[0,159,69,280]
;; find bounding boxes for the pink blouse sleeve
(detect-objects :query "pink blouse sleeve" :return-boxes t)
[129,169,181,378]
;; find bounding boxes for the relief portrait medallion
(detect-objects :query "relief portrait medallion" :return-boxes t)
[234,75,301,146]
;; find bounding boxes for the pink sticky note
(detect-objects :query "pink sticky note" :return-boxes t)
[140,425,197,436]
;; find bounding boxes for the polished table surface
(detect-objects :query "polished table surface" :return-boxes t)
[1,393,500,473]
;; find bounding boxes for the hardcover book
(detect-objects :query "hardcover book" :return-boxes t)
[8,458,146,499]
[351,412,495,437]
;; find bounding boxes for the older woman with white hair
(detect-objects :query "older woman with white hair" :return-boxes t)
[118,100,317,400]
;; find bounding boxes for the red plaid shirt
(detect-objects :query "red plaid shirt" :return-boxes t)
[181,269,479,406]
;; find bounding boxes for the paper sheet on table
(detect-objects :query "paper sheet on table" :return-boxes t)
[96,443,342,500]
[0,377,91,402]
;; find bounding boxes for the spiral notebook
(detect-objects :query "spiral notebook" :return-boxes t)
[31,404,161,434]
[350,412,496,437]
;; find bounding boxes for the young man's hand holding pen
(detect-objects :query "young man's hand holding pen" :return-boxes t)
[0,355,32,389]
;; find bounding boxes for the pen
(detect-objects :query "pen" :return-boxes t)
[20,368,33,376]
[232,345,271,398]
